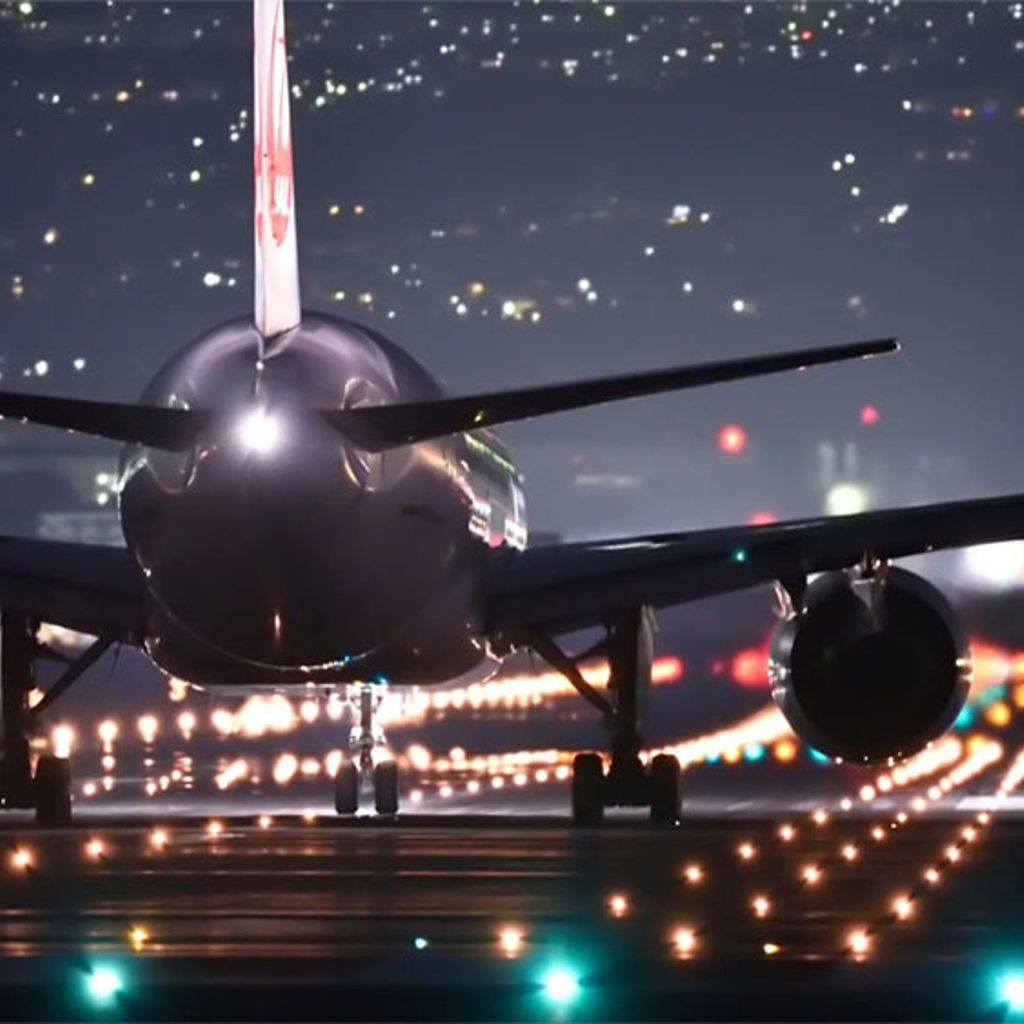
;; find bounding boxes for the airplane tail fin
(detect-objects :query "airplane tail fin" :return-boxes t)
[253,0,301,343]
[325,338,899,451]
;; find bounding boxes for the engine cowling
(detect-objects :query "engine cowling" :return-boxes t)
[769,568,970,764]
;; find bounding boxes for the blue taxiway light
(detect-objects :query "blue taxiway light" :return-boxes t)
[85,966,124,1004]
[542,966,581,1005]
[1000,973,1024,1012]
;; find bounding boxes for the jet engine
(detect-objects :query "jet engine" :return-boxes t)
[769,567,970,764]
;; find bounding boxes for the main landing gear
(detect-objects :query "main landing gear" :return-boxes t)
[334,684,399,817]
[532,606,682,826]
[0,608,114,827]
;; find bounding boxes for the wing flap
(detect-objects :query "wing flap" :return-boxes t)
[483,491,1024,638]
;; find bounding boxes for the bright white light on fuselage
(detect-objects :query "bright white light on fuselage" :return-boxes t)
[236,408,282,455]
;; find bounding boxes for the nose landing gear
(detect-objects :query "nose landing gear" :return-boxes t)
[333,684,399,816]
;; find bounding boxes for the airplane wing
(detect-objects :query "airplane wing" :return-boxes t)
[0,536,146,641]
[482,492,1024,640]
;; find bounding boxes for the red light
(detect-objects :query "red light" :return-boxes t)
[748,511,777,526]
[718,424,747,454]
[732,646,769,687]
[800,28,814,41]
[860,404,880,426]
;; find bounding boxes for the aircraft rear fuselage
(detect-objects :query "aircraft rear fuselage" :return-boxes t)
[119,312,527,688]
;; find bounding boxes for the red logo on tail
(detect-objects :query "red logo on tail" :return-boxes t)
[255,0,293,248]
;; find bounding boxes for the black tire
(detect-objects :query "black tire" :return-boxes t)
[34,754,72,827]
[373,760,399,816]
[649,753,681,825]
[334,762,359,815]
[571,753,605,825]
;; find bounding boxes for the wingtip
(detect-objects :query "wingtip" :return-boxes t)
[864,337,900,357]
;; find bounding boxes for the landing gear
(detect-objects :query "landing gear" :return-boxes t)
[333,684,399,816]
[536,606,682,825]
[648,753,682,826]
[571,753,605,825]
[1,610,37,814]
[334,762,358,815]
[34,754,72,826]
[373,760,398,816]
[1,608,112,826]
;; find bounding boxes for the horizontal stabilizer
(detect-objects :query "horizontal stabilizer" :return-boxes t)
[0,338,896,452]
[327,338,898,451]
[0,391,208,451]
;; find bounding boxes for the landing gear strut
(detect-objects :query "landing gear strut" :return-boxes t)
[1,611,70,825]
[1,609,113,826]
[533,606,682,826]
[0,611,36,814]
[334,684,399,816]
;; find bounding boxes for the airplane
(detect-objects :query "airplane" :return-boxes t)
[2,0,1023,827]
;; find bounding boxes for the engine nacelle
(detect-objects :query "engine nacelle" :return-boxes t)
[769,568,970,764]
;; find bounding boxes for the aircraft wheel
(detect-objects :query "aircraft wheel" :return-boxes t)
[373,760,399,816]
[571,753,605,825]
[648,753,681,825]
[34,754,72,827]
[334,762,359,815]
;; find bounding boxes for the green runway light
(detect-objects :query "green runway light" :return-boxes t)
[85,966,123,1004]
[1000,973,1024,1012]
[413,936,429,950]
[542,966,580,1005]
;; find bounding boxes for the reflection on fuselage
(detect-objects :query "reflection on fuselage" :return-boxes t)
[118,313,527,688]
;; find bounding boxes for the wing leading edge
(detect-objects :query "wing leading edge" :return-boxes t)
[482,492,1024,640]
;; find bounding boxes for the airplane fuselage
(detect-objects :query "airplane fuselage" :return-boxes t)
[118,313,527,689]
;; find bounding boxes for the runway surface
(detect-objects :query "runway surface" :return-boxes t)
[3,590,1024,1019]
[2,791,1024,1020]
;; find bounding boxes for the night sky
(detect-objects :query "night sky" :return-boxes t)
[1,1,1022,539]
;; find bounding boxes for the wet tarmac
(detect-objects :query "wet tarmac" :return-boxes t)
[2,788,1024,1021]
